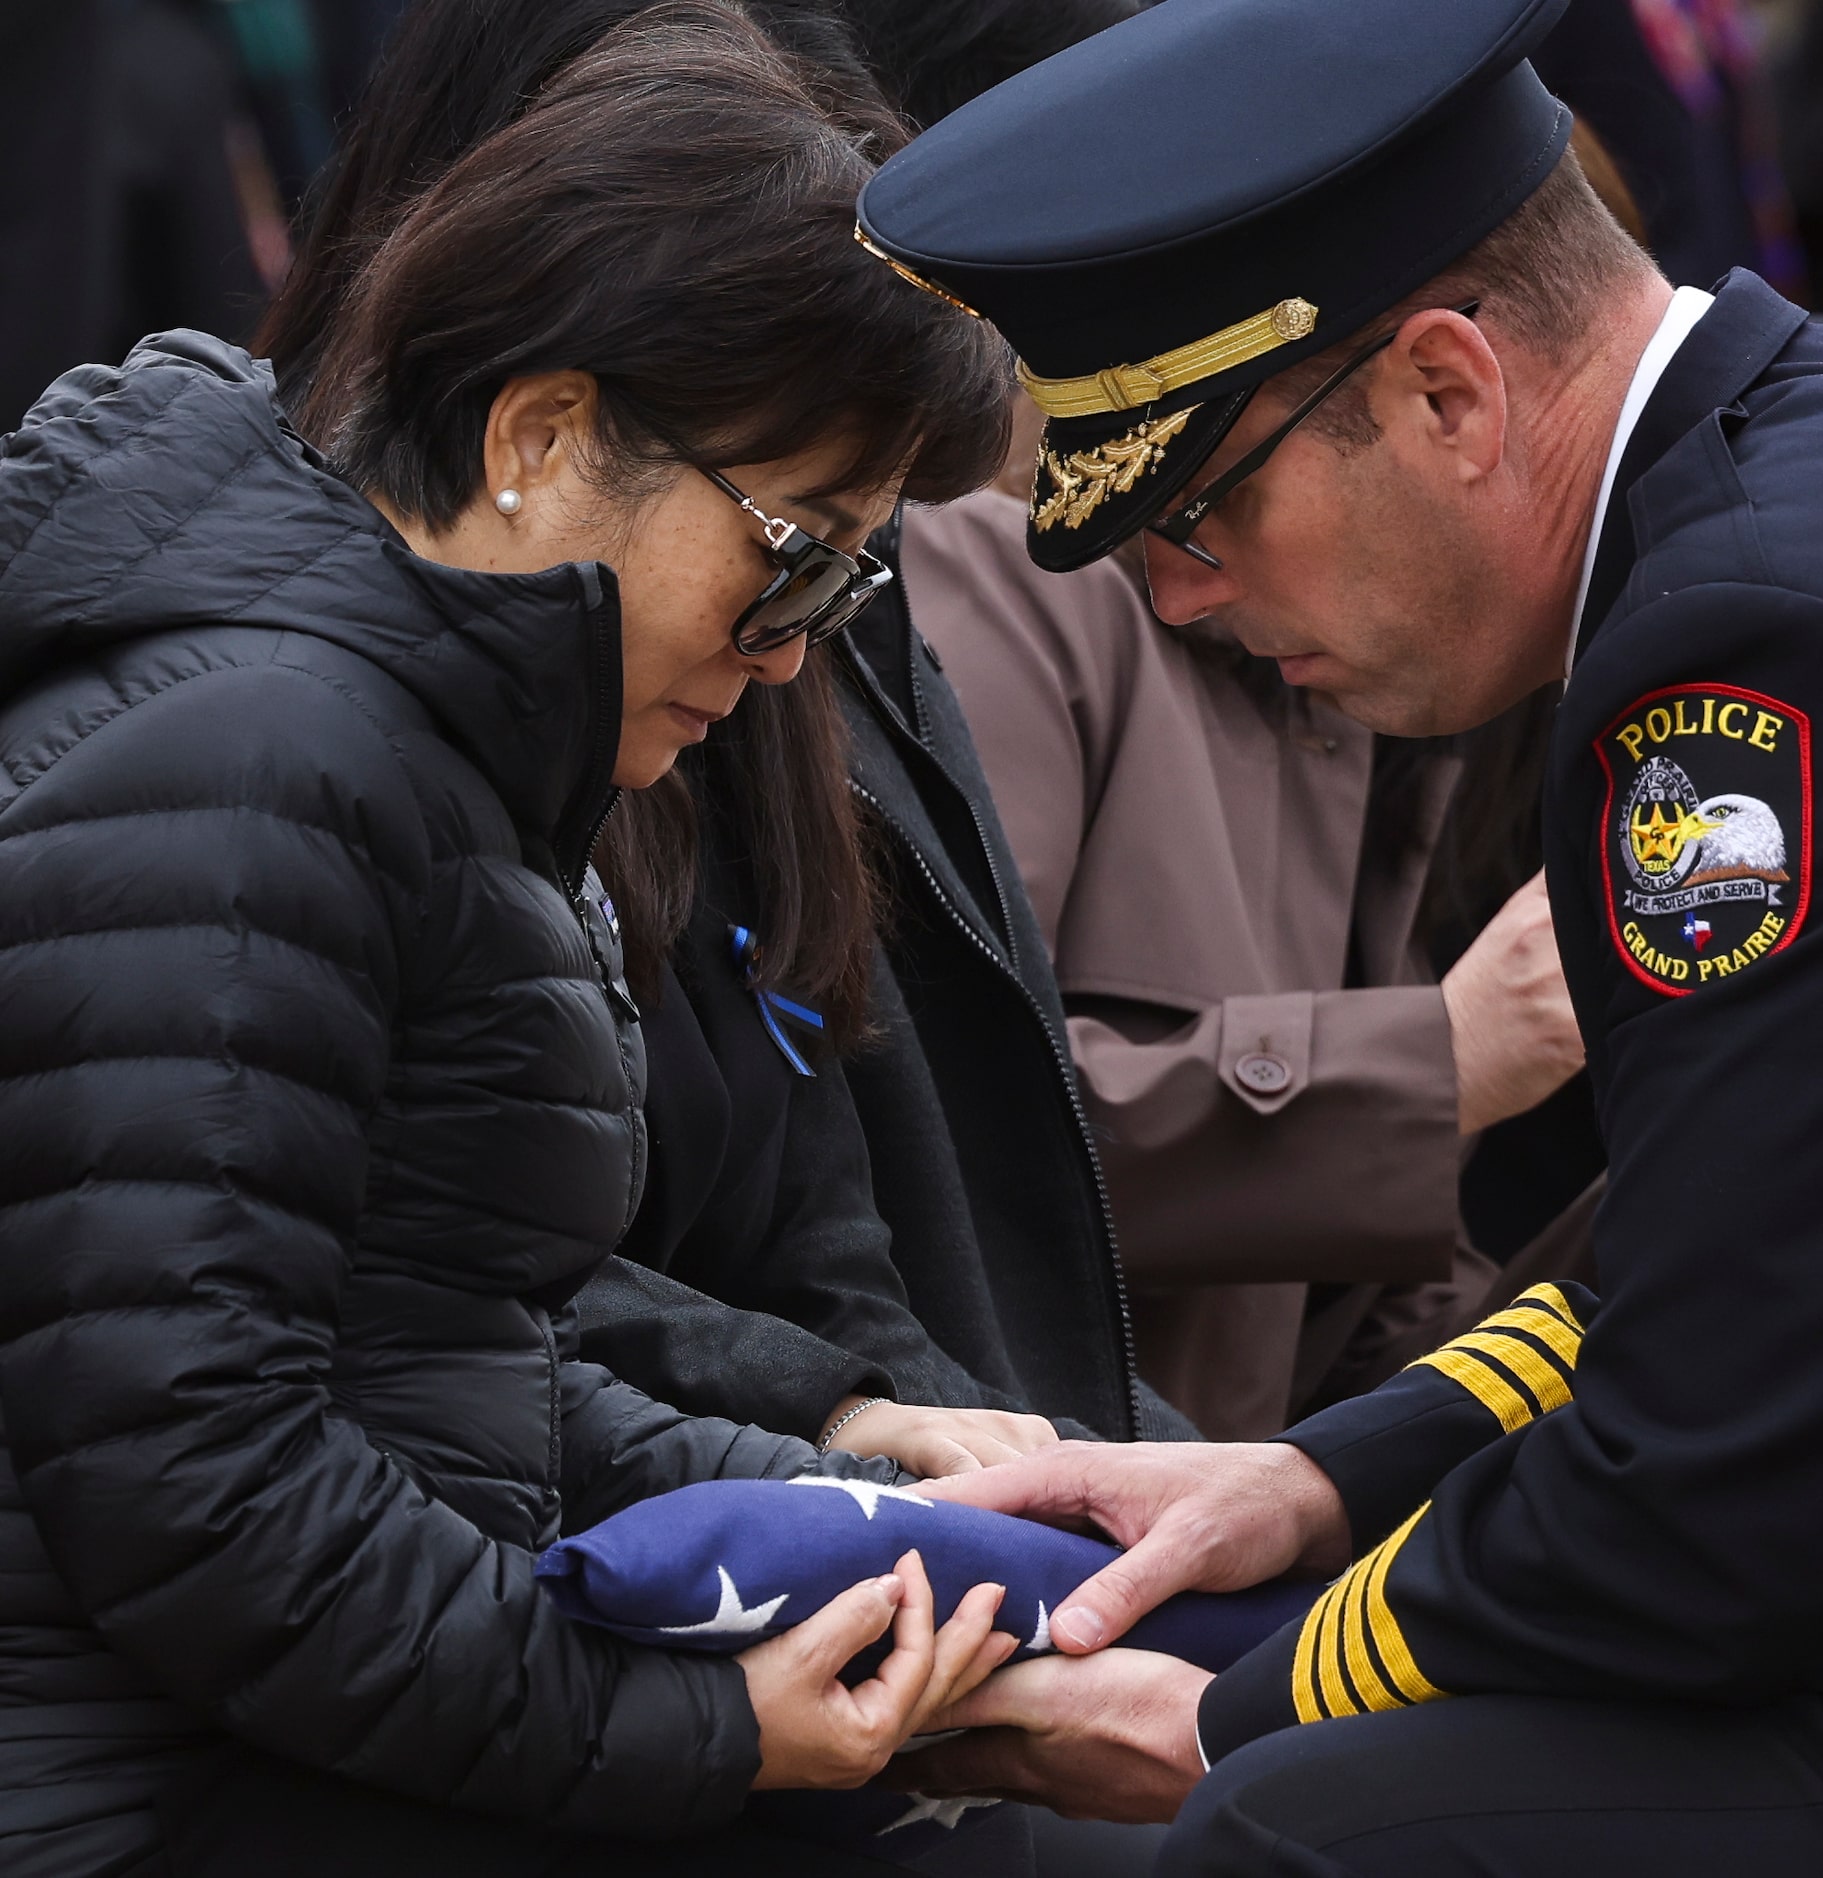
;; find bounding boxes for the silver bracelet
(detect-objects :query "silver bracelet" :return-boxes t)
[817,1396,890,1454]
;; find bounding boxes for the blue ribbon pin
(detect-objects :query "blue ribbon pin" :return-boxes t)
[729,925,824,1077]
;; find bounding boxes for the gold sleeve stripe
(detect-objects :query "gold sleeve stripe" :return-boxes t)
[1289,1504,1446,1722]
[1292,1578,1341,1722]
[1515,1283,1586,1335]
[1409,1346,1535,1433]
[1404,1282,1585,1427]
[1447,1330,1574,1418]
[1473,1302,1583,1371]
[1339,1550,1399,1712]
[1364,1505,1447,1706]
[1315,1572,1359,1719]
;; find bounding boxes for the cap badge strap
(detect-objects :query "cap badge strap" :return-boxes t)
[852,225,985,319]
[1032,408,1196,534]
[1018,297,1319,419]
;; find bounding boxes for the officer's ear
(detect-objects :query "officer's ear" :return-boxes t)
[1375,307,1507,486]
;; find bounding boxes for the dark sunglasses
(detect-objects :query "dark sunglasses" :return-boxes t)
[701,467,893,656]
[1148,302,1482,571]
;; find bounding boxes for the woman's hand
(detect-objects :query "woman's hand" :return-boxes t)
[743,1550,1016,1791]
[820,1396,1060,1476]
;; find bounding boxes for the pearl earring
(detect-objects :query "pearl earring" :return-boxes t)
[495,488,522,517]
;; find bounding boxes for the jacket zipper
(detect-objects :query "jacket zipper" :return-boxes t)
[904,650,1022,975]
[554,566,644,1231]
[556,563,623,904]
[850,779,1144,1440]
[538,1309,562,1494]
[555,565,636,1018]
[567,783,645,1241]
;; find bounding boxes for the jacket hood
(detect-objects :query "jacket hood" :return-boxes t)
[0,332,620,846]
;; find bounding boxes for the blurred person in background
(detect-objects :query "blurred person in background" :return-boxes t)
[0,0,271,434]
[1767,0,1823,293]
[1538,0,1806,298]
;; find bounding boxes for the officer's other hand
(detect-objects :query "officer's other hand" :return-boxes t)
[1442,868,1585,1135]
[885,1648,1213,1823]
[744,1550,1017,1790]
[820,1396,1060,1477]
[916,1441,1348,1653]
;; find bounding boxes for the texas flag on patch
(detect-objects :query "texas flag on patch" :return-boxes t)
[536,1476,1320,1865]
[1684,912,1714,951]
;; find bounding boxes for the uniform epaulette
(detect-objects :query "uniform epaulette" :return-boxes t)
[1406,1284,1586,1433]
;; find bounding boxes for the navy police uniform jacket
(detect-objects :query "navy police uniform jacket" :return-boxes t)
[1199,268,1823,1761]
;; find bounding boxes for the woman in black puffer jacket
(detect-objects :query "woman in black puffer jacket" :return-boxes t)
[0,8,1013,1873]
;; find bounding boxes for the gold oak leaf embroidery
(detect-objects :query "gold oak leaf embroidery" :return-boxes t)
[1032,407,1196,532]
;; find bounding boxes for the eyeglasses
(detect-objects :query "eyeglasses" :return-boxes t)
[1147,302,1481,572]
[701,467,894,656]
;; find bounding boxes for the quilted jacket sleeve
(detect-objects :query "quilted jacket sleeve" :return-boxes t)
[0,659,761,1838]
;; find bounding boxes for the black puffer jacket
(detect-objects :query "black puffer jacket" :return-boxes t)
[0,335,868,1873]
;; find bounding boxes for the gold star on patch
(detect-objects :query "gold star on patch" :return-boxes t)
[1631,801,1688,868]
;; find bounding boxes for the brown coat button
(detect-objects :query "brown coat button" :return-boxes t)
[1234,1051,1292,1094]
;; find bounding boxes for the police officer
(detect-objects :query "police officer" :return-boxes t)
[855,0,1823,1867]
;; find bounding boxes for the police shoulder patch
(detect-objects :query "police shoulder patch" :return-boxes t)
[1596,684,1811,995]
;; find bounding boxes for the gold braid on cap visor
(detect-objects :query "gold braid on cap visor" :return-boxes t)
[1017,296,1319,418]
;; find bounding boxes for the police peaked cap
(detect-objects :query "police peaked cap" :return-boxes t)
[856,0,1573,571]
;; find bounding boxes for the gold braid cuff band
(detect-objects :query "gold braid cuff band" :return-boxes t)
[1017,296,1319,419]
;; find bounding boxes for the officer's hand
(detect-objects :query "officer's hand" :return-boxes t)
[916,1441,1348,1652]
[820,1396,1060,1477]
[744,1550,1017,1790]
[1442,868,1585,1135]
[885,1648,1213,1824]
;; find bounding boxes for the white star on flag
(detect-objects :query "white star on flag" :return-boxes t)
[788,1475,936,1521]
[1026,1601,1054,1654]
[656,1565,787,1639]
[877,1793,1002,1835]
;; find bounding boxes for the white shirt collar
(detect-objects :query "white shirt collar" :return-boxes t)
[1566,284,1716,675]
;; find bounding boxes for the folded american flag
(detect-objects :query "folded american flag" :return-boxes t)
[537,1474,1316,1668]
[537,1477,1317,1865]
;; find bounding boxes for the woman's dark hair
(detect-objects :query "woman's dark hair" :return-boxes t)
[278,2,1011,1041]
[258,0,888,410]
[299,8,1005,524]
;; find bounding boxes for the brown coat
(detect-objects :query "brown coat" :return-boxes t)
[905,490,1492,1438]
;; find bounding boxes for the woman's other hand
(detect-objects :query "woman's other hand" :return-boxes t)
[743,1550,1015,1790]
[821,1397,1061,1476]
